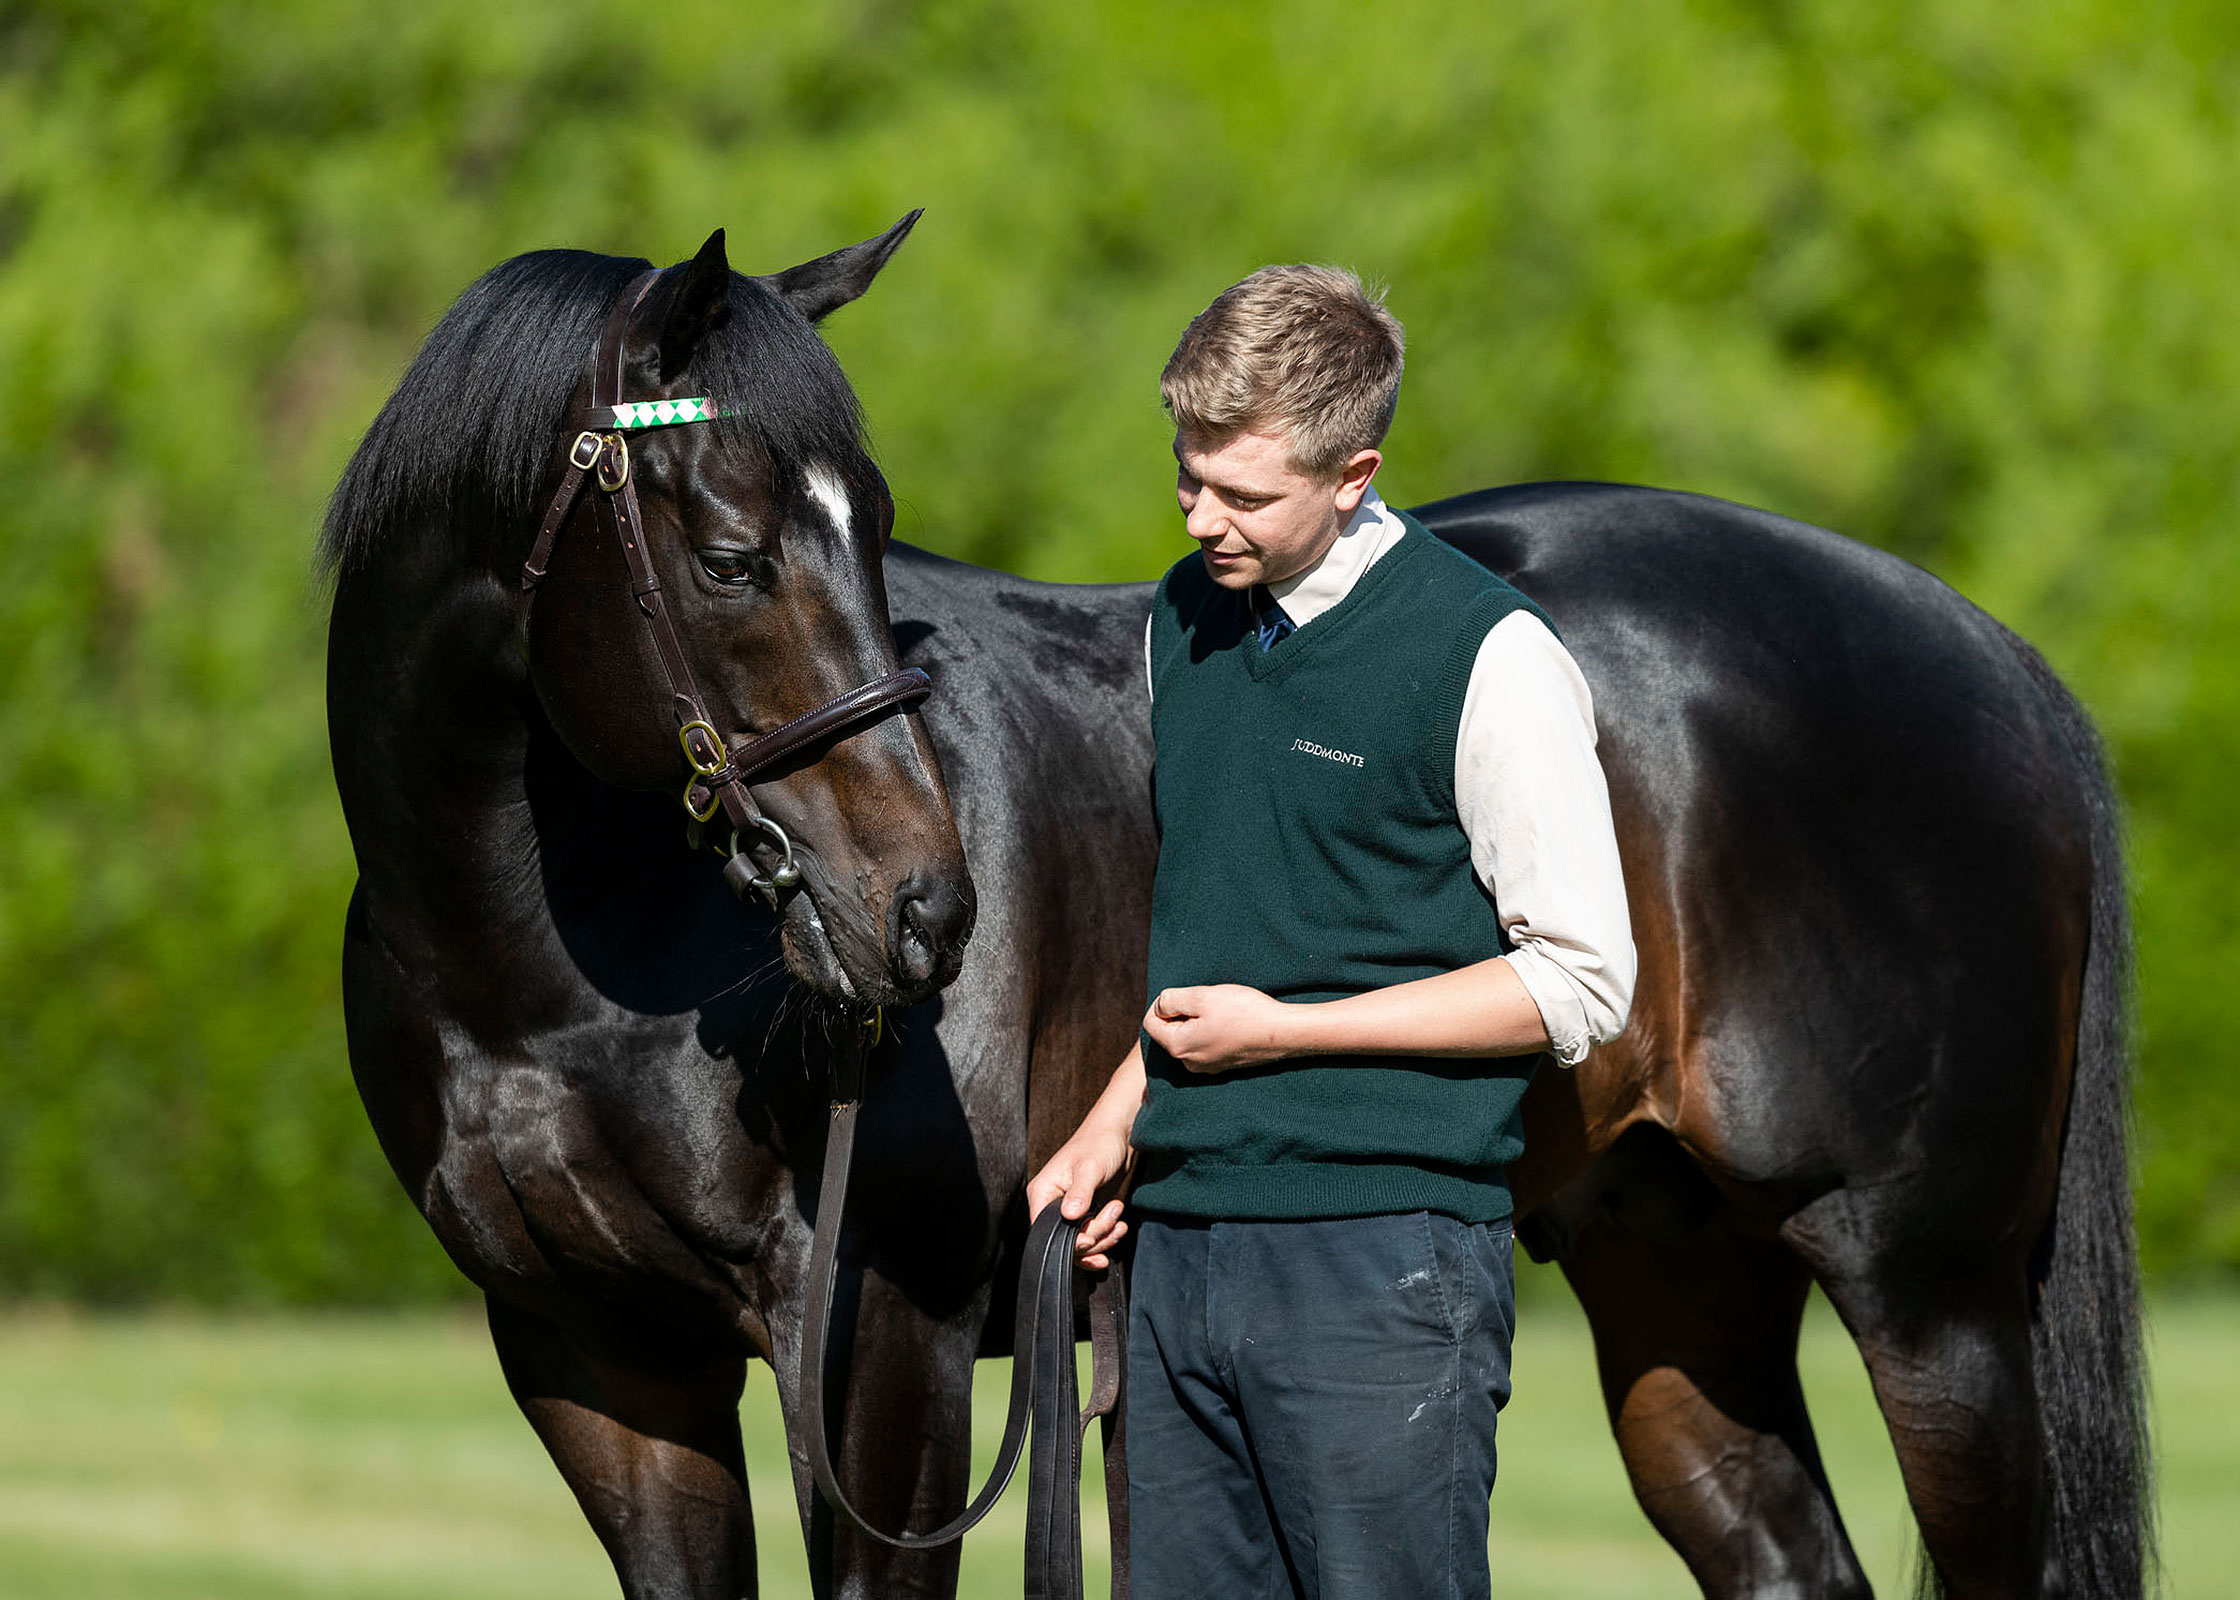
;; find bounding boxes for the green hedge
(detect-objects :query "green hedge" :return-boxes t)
[2,0,2235,1300]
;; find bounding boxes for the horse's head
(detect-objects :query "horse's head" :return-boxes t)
[520,219,974,1008]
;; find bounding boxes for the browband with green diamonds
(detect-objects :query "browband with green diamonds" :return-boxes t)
[578,397,738,431]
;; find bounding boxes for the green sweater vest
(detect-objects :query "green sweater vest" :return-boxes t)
[1129,511,1558,1223]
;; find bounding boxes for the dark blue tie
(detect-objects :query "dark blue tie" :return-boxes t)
[1253,586,1296,652]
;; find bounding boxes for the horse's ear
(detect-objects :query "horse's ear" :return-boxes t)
[758,210,922,324]
[657,230,732,381]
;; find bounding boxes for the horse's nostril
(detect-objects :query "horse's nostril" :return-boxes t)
[889,870,974,990]
[898,898,935,981]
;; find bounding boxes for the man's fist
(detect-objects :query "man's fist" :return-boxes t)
[1142,983,1295,1074]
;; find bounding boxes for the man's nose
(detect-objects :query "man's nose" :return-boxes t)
[1185,493,1225,544]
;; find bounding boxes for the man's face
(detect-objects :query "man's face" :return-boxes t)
[1174,428,1378,591]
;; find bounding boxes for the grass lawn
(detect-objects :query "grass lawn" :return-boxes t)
[1,1271,2231,1597]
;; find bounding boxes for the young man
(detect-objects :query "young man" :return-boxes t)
[1027,265,1635,1598]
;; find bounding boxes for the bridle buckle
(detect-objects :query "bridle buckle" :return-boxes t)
[595,432,630,492]
[568,430,604,472]
[678,719,729,777]
[682,775,723,824]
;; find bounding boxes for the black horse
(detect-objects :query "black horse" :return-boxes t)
[325,222,2146,1599]
[326,219,1148,1599]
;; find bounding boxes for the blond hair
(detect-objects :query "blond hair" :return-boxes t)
[1159,264,1406,478]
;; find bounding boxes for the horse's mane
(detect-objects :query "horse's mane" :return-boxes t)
[321,248,869,575]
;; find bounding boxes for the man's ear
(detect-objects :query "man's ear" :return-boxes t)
[757,209,922,323]
[656,229,732,381]
[1332,448,1383,515]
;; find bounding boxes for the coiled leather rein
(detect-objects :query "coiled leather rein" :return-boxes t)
[803,1021,1129,1599]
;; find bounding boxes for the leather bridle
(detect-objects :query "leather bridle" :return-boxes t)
[518,266,933,903]
[517,266,1127,1598]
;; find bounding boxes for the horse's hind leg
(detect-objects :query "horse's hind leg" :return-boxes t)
[487,1296,759,1599]
[1809,1256,2052,1598]
[1563,1211,1873,1599]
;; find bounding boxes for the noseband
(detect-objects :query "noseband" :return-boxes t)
[516,267,933,903]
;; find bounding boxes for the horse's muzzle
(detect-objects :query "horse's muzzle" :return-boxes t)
[887,866,976,997]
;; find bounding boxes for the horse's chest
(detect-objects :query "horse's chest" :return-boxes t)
[424,1024,793,1308]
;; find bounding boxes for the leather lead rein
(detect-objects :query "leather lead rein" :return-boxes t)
[520,267,1126,1596]
[802,1023,1128,1600]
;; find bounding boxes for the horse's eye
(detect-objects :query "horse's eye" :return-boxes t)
[697,547,761,587]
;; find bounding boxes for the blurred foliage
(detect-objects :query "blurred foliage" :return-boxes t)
[0,0,2235,1299]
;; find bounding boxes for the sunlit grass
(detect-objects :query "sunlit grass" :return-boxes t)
[0,1277,2230,1597]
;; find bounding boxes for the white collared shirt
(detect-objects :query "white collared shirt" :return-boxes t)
[1145,484,1636,1066]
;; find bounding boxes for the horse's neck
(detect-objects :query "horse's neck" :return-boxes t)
[331,558,574,997]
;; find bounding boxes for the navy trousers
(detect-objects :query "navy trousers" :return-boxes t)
[1126,1210,1517,1599]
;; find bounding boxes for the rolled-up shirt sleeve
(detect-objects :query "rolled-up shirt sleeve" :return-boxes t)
[1455,611,1636,1067]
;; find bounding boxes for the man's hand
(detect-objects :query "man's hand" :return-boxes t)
[1142,984,1295,1074]
[1026,1093,1136,1271]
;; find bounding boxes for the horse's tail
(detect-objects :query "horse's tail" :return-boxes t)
[1986,628,2156,1599]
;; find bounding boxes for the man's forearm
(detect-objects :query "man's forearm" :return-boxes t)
[1283,956,1551,1060]
[1085,1040,1148,1134]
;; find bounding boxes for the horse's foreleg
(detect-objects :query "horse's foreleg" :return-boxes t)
[487,1295,758,1600]
[1562,1213,1873,1599]
[766,1259,985,1600]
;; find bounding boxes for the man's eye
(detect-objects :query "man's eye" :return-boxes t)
[697,547,763,586]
